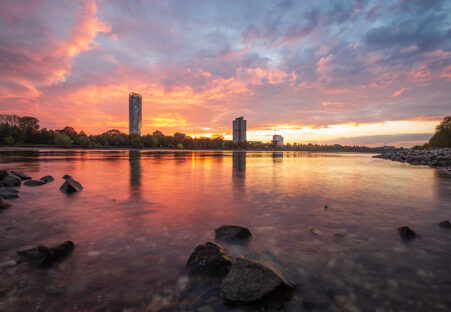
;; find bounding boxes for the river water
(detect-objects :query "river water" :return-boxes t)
[0,149,450,311]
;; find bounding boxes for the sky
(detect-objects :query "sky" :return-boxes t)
[1,0,450,146]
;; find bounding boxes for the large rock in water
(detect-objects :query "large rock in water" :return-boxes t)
[24,179,47,186]
[0,189,19,199]
[17,241,75,266]
[438,220,451,229]
[0,170,8,180]
[60,177,83,193]
[40,175,54,182]
[10,170,32,180]
[0,197,12,209]
[3,175,21,186]
[186,242,232,274]
[398,226,417,240]
[215,225,251,240]
[221,251,296,303]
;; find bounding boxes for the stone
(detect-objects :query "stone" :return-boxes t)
[24,179,46,186]
[398,226,417,240]
[215,225,251,240]
[10,170,32,180]
[221,251,296,303]
[2,175,21,187]
[438,220,451,229]
[62,174,72,180]
[309,228,321,236]
[186,242,232,274]
[60,177,83,193]
[0,170,8,180]
[0,190,19,199]
[0,197,12,209]
[17,241,75,266]
[40,175,54,182]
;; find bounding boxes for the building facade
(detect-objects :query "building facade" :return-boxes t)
[233,116,247,143]
[273,134,284,147]
[129,92,142,135]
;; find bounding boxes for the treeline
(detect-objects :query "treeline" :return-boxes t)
[413,116,451,149]
[0,114,387,152]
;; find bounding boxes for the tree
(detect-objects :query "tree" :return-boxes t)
[58,127,78,140]
[129,134,143,148]
[3,136,14,145]
[55,133,72,147]
[428,116,451,148]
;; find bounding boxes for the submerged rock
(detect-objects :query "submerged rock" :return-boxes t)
[309,228,321,236]
[0,190,19,199]
[62,174,72,180]
[398,226,417,240]
[24,179,47,186]
[215,225,251,240]
[60,177,83,193]
[0,170,8,180]
[40,175,54,182]
[221,251,296,303]
[2,175,21,186]
[17,241,75,266]
[186,242,232,274]
[0,197,12,209]
[10,170,32,180]
[438,220,451,229]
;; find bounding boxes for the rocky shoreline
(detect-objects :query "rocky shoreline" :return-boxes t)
[373,148,451,168]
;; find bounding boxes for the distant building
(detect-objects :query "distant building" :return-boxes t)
[129,92,142,135]
[273,134,284,147]
[233,116,247,143]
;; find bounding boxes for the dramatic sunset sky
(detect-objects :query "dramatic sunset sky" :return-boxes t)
[1,0,450,146]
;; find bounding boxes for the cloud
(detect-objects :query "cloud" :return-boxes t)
[0,0,450,145]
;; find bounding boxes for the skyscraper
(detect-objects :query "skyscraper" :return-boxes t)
[129,92,142,135]
[233,116,247,143]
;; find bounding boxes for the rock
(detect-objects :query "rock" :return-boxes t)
[0,190,19,199]
[62,175,72,180]
[309,228,321,236]
[186,242,232,274]
[2,175,21,186]
[324,205,328,209]
[0,170,8,180]
[215,225,251,240]
[10,170,32,180]
[438,220,451,229]
[59,177,83,193]
[221,251,296,303]
[398,226,417,240]
[17,241,75,266]
[40,175,54,182]
[24,179,46,186]
[0,197,12,209]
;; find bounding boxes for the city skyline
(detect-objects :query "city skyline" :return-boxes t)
[1,1,450,146]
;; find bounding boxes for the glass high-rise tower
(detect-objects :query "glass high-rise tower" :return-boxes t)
[129,92,142,135]
[233,116,247,143]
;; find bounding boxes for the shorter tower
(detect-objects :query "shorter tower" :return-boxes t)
[129,92,142,135]
[233,116,247,143]
[273,134,284,147]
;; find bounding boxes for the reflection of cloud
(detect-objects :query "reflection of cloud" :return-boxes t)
[322,133,433,146]
[0,0,450,141]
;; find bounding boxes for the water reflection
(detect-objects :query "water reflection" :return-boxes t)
[129,150,141,198]
[0,150,450,311]
[232,151,246,194]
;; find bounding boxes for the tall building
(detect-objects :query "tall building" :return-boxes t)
[233,116,247,143]
[273,134,284,147]
[129,92,142,135]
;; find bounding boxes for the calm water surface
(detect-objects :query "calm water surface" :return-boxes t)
[0,149,450,311]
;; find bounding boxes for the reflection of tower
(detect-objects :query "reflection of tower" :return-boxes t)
[129,150,142,198]
[272,152,283,162]
[232,151,246,193]
[129,92,142,135]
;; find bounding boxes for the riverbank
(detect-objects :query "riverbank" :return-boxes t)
[374,148,451,168]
